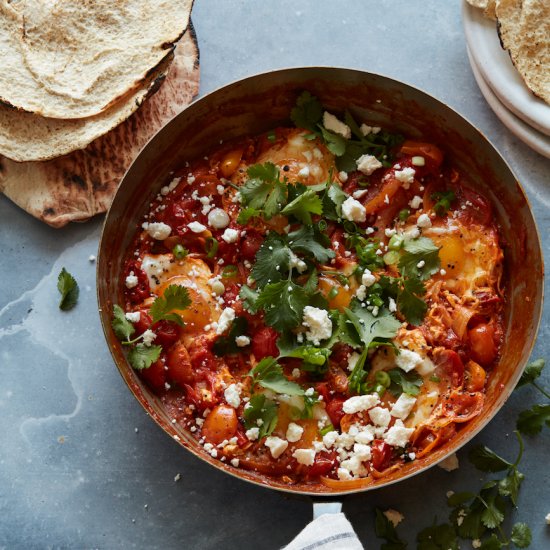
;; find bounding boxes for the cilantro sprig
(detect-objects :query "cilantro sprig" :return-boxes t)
[57,267,79,311]
[149,284,191,326]
[514,359,550,435]
[243,394,278,438]
[431,190,456,217]
[374,508,407,550]
[248,357,304,395]
[398,237,441,281]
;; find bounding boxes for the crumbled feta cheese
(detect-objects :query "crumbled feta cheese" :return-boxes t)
[298,166,310,178]
[142,329,156,347]
[291,368,301,378]
[472,539,482,549]
[395,349,424,373]
[545,512,550,525]
[323,111,351,139]
[88,255,96,262]
[216,307,235,335]
[357,154,383,176]
[394,167,416,185]
[292,448,315,466]
[286,422,304,443]
[245,427,259,441]
[384,421,414,447]
[231,458,240,468]
[208,208,230,229]
[341,196,367,223]
[146,222,172,240]
[221,228,239,244]
[264,436,288,459]
[388,297,397,313]
[361,269,376,287]
[338,170,348,182]
[438,453,459,472]
[125,272,139,289]
[337,468,353,480]
[409,195,423,209]
[289,251,307,274]
[347,352,361,372]
[302,306,332,345]
[355,426,375,444]
[342,394,379,414]
[360,123,381,136]
[322,430,339,448]
[368,406,391,427]
[224,384,241,408]
[352,189,369,199]
[353,443,372,461]
[383,509,404,527]
[355,285,367,301]
[187,221,206,233]
[417,213,432,228]
[125,312,141,323]
[417,260,425,269]
[390,393,417,420]
[235,335,250,347]
[340,455,367,477]
[412,156,425,167]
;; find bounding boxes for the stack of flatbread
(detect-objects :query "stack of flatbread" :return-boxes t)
[466,0,549,106]
[0,0,199,227]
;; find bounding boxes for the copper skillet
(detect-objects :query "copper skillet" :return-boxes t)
[97,68,543,501]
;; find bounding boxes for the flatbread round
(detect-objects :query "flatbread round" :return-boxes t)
[497,0,550,104]
[0,53,174,162]
[0,0,194,119]
[0,26,200,228]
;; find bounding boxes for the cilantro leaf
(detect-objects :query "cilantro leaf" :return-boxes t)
[213,317,248,356]
[322,181,348,220]
[374,508,407,550]
[399,237,441,281]
[348,348,369,394]
[388,368,423,396]
[480,494,505,529]
[319,126,347,156]
[249,357,304,395]
[516,404,550,435]
[290,91,323,133]
[256,281,309,332]
[239,285,260,314]
[452,505,485,540]
[281,188,323,224]
[510,522,532,548]
[237,206,261,224]
[397,277,428,326]
[431,191,456,216]
[478,534,502,550]
[468,446,512,472]
[347,234,385,270]
[247,162,279,181]
[344,301,401,349]
[251,232,291,288]
[57,267,79,311]
[417,522,459,550]
[447,492,475,507]
[498,468,524,506]
[243,394,278,438]
[127,343,162,370]
[112,304,136,341]
[288,225,335,264]
[149,284,191,326]
[517,358,545,387]
[240,163,286,219]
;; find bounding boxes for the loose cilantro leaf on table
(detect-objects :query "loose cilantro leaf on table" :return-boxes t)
[112,304,135,341]
[249,357,304,395]
[516,404,550,435]
[417,522,459,550]
[127,343,162,370]
[517,358,545,387]
[243,394,278,438]
[431,190,455,216]
[57,267,79,310]
[510,522,532,548]
[374,508,407,550]
[398,237,441,281]
[149,284,191,326]
[213,316,248,356]
[468,446,512,472]
[388,368,423,396]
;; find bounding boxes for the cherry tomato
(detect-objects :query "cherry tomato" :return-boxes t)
[139,358,166,393]
[468,323,497,366]
[152,320,180,348]
[325,397,346,428]
[133,310,152,335]
[202,404,238,445]
[308,451,338,477]
[241,231,264,260]
[251,327,279,360]
[166,342,194,386]
[371,440,393,471]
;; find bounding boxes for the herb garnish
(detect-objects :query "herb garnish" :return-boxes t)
[515,359,550,435]
[243,394,278,438]
[149,284,191,326]
[57,267,79,311]
[374,508,407,550]
[248,357,304,395]
[431,190,456,217]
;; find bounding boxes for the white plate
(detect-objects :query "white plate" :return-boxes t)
[467,46,550,159]
[462,1,550,136]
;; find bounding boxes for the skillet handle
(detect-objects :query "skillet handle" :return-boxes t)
[312,500,343,519]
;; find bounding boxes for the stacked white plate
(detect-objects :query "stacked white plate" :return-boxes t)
[462,1,550,159]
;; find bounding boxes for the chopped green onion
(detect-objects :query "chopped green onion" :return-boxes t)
[222,265,238,278]
[371,295,384,307]
[375,370,391,388]
[357,178,370,188]
[205,237,219,259]
[342,220,358,234]
[267,130,276,142]
[172,244,188,259]
[374,383,386,396]
[320,424,335,436]
[317,219,328,231]
[328,287,339,300]
[388,234,404,250]
[429,375,441,383]
[398,208,410,222]
[383,250,400,265]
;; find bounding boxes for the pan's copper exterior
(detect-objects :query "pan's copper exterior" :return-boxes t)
[97,68,543,495]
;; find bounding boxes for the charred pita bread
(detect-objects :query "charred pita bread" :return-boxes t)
[497,0,550,104]
[0,0,194,119]
[0,53,174,162]
[465,0,490,8]
[0,27,200,228]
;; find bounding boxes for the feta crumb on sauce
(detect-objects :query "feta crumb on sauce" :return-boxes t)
[438,452,459,472]
[216,307,236,335]
[417,213,432,228]
[389,297,397,312]
[221,228,239,243]
[342,394,380,414]
[356,154,382,176]
[383,420,414,447]
[142,329,156,347]
[383,509,404,527]
[395,348,424,373]
[264,436,288,459]
[390,393,417,420]
[224,384,241,408]
[235,335,250,347]
[341,196,367,223]
[231,458,240,468]
[187,221,207,233]
[409,195,423,209]
[338,170,348,182]
[208,277,225,295]
[302,306,332,345]
[207,208,230,229]
[245,427,259,441]
[368,406,391,427]
[125,311,141,323]
[289,251,307,273]
[286,422,304,443]
[125,272,138,289]
[292,448,315,466]
[361,268,376,287]
[298,166,310,178]
[347,352,361,372]
[323,111,351,139]
[394,166,416,185]
[146,222,172,240]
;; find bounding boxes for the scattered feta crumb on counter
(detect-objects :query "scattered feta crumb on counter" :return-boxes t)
[438,452,459,472]
[174,473,181,482]
[383,509,404,527]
